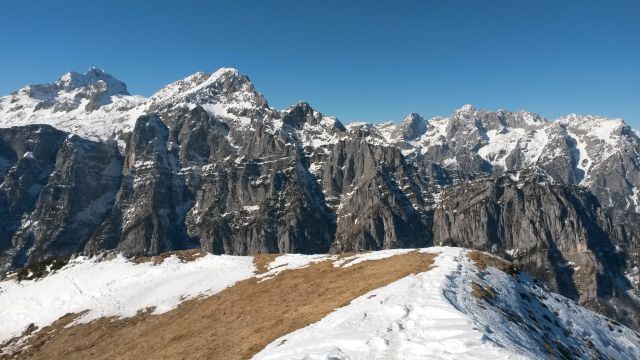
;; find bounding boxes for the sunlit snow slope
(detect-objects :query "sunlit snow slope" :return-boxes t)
[254,248,640,360]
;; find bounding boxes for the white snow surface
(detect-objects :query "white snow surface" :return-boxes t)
[254,247,640,360]
[0,253,255,343]
[0,248,442,344]
[254,247,522,360]
[332,248,415,268]
[477,127,526,170]
[257,254,335,281]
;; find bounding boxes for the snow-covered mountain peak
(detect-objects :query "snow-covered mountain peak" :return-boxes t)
[148,67,268,124]
[391,112,428,141]
[0,67,146,143]
[150,67,245,102]
[346,121,382,133]
[278,101,347,150]
[54,67,129,96]
[212,66,240,77]
[281,101,322,128]
[400,112,425,128]
[456,103,476,114]
[346,121,389,145]
[10,67,129,104]
[557,113,626,136]
[554,114,632,158]
[404,112,423,121]
[288,100,314,112]
[512,109,547,126]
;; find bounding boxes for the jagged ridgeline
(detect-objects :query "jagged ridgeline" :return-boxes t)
[1,68,640,329]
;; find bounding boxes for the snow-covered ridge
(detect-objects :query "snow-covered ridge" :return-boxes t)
[149,67,240,103]
[2,247,639,359]
[0,68,146,143]
[0,248,428,345]
[255,248,640,360]
[370,105,637,194]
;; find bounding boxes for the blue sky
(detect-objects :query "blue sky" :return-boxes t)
[1,0,639,126]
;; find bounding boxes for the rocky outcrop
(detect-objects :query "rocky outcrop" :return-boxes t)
[433,170,640,328]
[10,137,122,265]
[318,138,432,252]
[0,125,67,269]
[85,114,196,255]
[392,113,427,141]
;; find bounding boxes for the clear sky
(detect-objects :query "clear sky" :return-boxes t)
[1,0,639,126]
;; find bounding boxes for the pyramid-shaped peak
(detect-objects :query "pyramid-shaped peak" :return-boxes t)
[456,104,476,113]
[403,112,425,123]
[393,112,427,141]
[150,67,257,103]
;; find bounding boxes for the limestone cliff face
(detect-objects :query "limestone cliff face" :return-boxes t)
[433,170,640,328]
[0,125,67,267]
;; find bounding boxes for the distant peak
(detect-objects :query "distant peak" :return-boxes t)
[282,101,321,128]
[393,112,427,141]
[86,66,110,76]
[172,68,242,89]
[55,67,129,95]
[148,67,267,111]
[403,112,425,123]
[457,104,476,113]
[212,67,240,77]
[152,67,245,100]
[556,113,626,129]
[291,100,313,110]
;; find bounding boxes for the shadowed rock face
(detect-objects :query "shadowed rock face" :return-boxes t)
[433,170,640,329]
[2,69,640,329]
[85,114,196,256]
[392,113,427,141]
[320,139,432,252]
[0,126,67,259]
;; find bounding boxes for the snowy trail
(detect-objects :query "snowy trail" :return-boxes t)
[253,247,524,360]
[254,247,640,360]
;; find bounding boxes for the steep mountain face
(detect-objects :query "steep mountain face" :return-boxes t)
[0,126,67,258]
[1,67,640,330]
[433,170,640,328]
[9,136,122,266]
[0,125,123,269]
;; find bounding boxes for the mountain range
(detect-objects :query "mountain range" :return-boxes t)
[1,67,640,335]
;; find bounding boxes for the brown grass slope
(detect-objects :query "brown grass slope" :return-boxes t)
[4,251,436,360]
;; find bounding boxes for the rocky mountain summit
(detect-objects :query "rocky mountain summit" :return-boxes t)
[1,67,640,329]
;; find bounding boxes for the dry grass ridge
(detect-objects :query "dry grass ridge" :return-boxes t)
[3,250,436,360]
